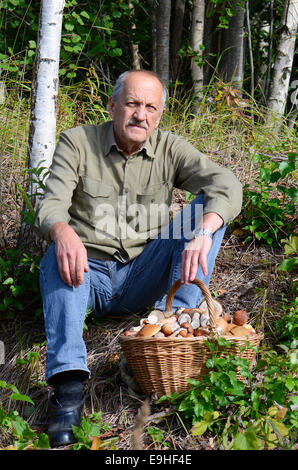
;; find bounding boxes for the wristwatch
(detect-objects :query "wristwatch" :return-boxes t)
[193,227,214,239]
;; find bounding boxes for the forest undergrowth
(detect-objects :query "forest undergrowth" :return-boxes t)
[0,73,297,451]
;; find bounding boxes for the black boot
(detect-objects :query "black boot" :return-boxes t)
[47,370,87,447]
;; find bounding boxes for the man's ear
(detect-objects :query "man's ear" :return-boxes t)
[155,107,165,128]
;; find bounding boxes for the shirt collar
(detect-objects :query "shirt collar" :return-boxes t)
[103,121,156,159]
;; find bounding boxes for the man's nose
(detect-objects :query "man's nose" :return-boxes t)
[134,105,146,121]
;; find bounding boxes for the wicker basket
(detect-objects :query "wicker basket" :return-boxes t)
[119,278,264,398]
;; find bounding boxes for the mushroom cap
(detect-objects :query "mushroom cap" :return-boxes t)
[230,325,252,337]
[215,317,230,334]
[137,324,161,337]
[233,310,249,326]
[198,298,223,318]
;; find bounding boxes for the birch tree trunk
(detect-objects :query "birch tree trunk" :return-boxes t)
[129,1,141,69]
[266,0,298,118]
[18,0,64,248]
[156,0,171,87]
[147,0,157,72]
[258,21,270,100]
[220,4,245,91]
[28,0,65,196]
[190,0,205,101]
[170,0,185,82]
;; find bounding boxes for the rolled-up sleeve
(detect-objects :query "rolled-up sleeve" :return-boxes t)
[35,129,80,240]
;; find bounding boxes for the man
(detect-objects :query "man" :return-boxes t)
[36,69,242,447]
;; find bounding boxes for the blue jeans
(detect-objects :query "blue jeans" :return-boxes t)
[39,195,226,383]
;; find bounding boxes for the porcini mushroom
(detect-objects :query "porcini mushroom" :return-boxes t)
[137,324,161,337]
[233,310,249,326]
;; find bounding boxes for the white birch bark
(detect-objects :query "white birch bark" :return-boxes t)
[258,21,270,97]
[129,0,141,69]
[266,0,298,117]
[29,0,65,194]
[191,0,205,101]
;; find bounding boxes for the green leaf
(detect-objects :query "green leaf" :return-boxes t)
[0,380,19,393]
[34,433,50,449]
[279,160,295,178]
[80,10,90,19]
[9,393,34,405]
[268,418,289,438]
[281,236,298,255]
[191,420,208,436]
[278,257,298,272]
[65,22,74,31]
[232,430,263,450]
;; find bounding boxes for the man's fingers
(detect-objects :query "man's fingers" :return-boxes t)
[57,254,72,287]
[181,249,193,285]
[189,254,199,281]
[181,236,212,284]
[199,252,208,277]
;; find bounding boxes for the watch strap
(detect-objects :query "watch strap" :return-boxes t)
[193,228,214,239]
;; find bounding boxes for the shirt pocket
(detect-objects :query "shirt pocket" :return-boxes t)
[135,182,171,237]
[81,176,112,198]
[136,182,170,205]
[72,176,114,222]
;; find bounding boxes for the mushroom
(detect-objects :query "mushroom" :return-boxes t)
[194,327,210,337]
[154,331,165,338]
[181,308,192,314]
[223,313,231,323]
[215,317,230,335]
[233,310,249,326]
[175,307,185,315]
[147,310,165,324]
[189,308,201,317]
[161,324,172,336]
[180,322,194,334]
[198,300,208,315]
[137,324,161,337]
[179,328,188,338]
[178,313,192,325]
[198,298,223,320]
[191,317,201,329]
[213,299,224,318]
[200,313,210,328]
[230,325,252,337]
[243,324,255,334]
[169,327,185,338]
[164,310,174,318]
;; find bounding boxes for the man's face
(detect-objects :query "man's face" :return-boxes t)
[110,72,164,155]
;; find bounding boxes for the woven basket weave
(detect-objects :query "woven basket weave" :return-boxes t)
[119,278,264,398]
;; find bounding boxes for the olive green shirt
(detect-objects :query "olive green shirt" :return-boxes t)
[35,121,242,262]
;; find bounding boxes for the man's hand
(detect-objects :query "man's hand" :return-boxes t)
[50,222,89,288]
[181,212,223,285]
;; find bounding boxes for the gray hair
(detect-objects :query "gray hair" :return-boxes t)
[112,70,168,112]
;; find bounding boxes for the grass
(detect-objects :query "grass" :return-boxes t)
[0,70,297,450]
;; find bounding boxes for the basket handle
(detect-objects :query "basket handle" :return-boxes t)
[165,278,217,327]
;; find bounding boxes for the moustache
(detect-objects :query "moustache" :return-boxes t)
[126,119,149,130]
